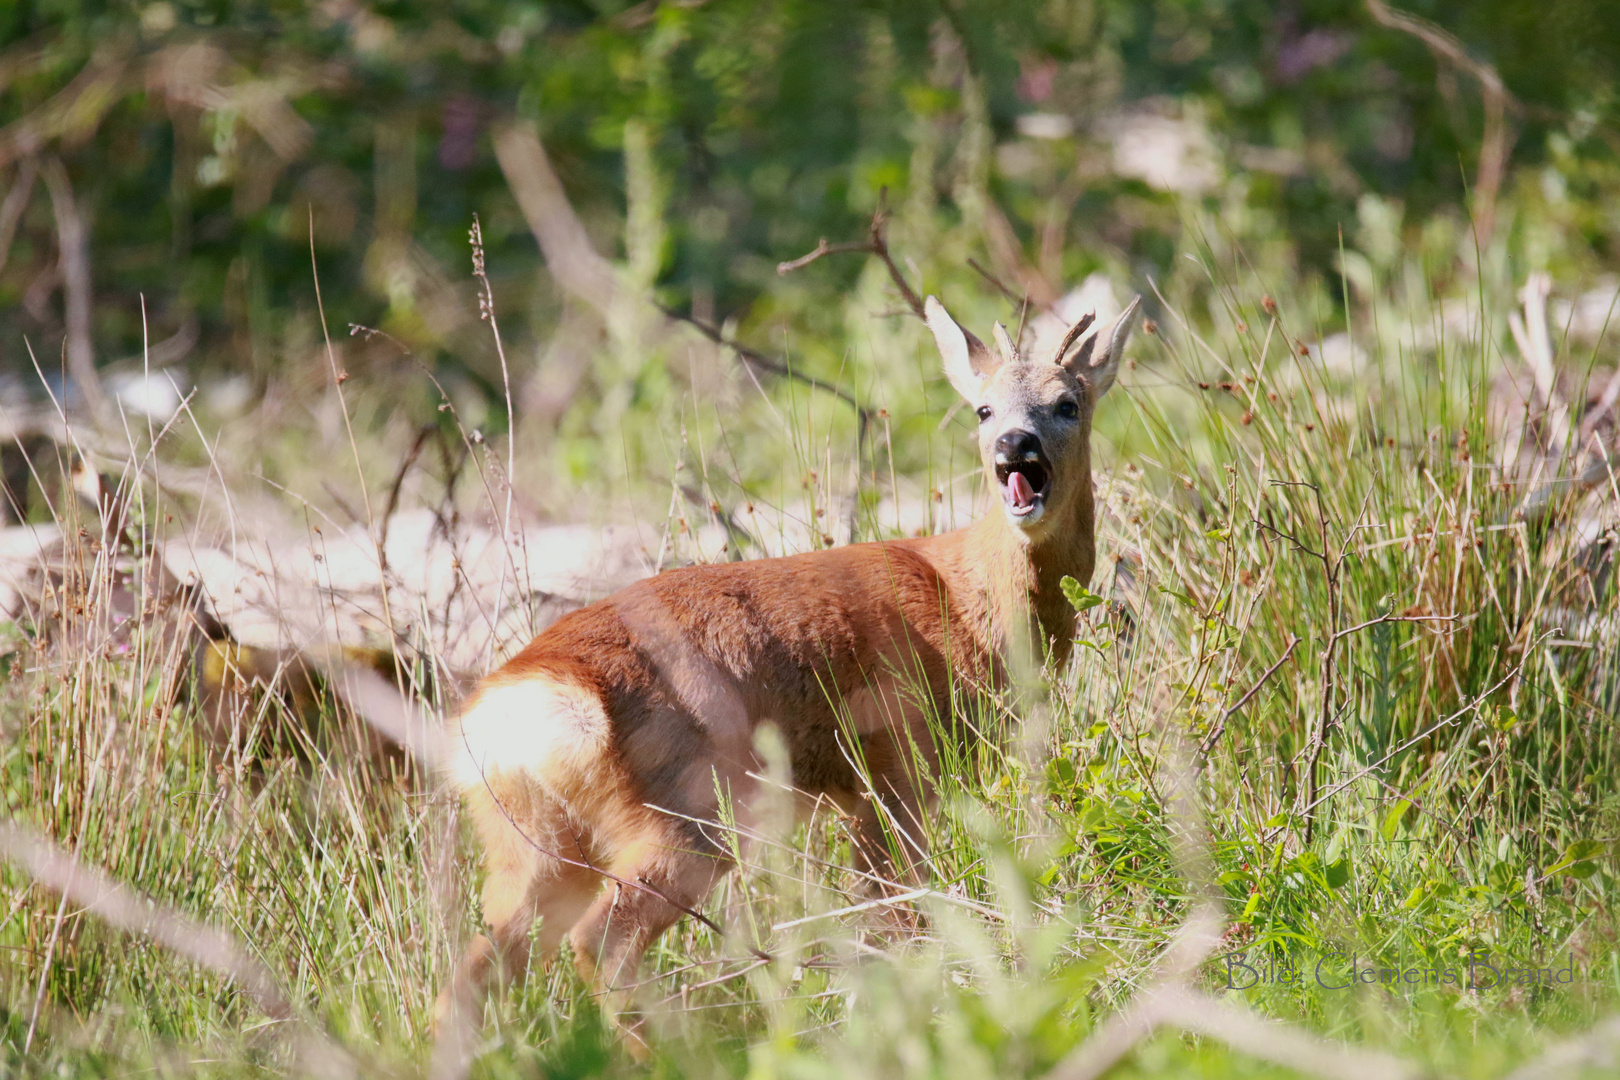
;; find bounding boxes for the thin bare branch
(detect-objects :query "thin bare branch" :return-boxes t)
[965,256,1021,304]
[774,238,874,275]
[493,122,618,313]
[778,188,926,321]
[1364,0,1519,244]
[39,155,107,422]
[0,820,353,1078]
[1504,1015,1620,1080]
[1335,612,1464,639]
[497,120,871,456]
[1198,634,1300,760]
[658,303,872,432]
[0,156,38,276]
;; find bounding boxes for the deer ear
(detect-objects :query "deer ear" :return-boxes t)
[1057,296,1141,399]
[926,296,998,402]
[991,322,1018,363]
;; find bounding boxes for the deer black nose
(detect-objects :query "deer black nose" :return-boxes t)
[994,429,1043,461]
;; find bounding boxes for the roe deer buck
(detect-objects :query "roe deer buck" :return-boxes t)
[439,293,1141,1031]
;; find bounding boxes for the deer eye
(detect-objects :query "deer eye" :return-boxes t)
[1056,399,1079,420]
[975,406,993,423]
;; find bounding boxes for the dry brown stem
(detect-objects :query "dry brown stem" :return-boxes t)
[1196,633,1301,762]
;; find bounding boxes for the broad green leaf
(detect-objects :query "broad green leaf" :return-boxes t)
[1061,576,1104,612]
[1547,839,1604,879]
[1324,857,1351,889]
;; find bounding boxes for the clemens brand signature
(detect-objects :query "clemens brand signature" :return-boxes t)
[1219,949,1579,991]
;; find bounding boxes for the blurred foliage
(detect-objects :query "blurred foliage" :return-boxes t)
[2,0,1620,407]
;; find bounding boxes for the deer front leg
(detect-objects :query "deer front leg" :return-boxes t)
[848,730,935,939]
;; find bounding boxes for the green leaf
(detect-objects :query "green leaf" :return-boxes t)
[1241,890,1263,922]
[1061,576,1104,612]
[1487,860,1522,895]
[1157,584,1195,608]
[1380,799,1411,840]
[1547,839,1604,879]
[1324,857,1351,889]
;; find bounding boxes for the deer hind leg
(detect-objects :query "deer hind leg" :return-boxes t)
[436,790,602,1031]
[568,820,731,1001]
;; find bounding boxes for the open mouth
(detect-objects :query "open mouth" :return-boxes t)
[994,459,1051,520]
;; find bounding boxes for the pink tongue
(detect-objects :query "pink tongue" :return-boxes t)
[1008,470,1035,509]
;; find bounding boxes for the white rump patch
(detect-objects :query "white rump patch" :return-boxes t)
[449,678,611,793]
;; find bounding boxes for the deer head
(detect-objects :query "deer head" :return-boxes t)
[926,294,1141,542]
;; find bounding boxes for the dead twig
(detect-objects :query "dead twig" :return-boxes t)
[1506,272,1572,453]
[377,424,435,575]
[0,820,354,1078]
[774,238,877,275]
[658,303,873,443]
[0,156,38,276]
[777,188,926,321]
[1197,634,1301,762]
[966,256,1027,310]
[1364,0,1519,246]
[39,155,107,423]
[1254,483,1436,842]
[1504,1015,1620,1080]
[496,120,873,469]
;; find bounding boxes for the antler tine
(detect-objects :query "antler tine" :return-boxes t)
[1050,311,1096,366]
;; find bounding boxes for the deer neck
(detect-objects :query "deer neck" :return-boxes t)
[958,464,1096,669]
